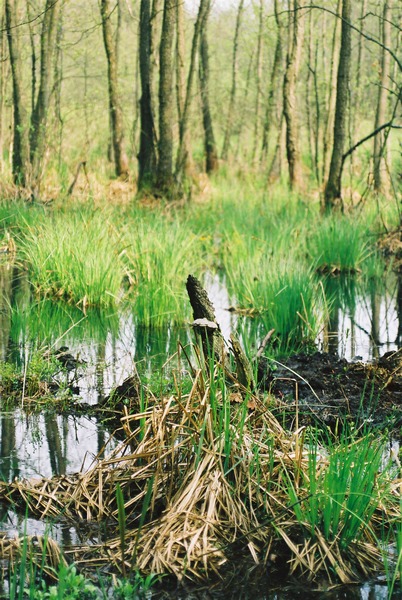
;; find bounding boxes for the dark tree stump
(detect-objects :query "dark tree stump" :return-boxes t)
[186,274,227,368]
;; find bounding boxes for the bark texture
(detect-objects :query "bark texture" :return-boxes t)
[157,0,176,192]
[322,0,342,185]
[324,0,351,211]
[5,0,30,187]
[261,0,283,163]
[199,2,218,174]
[283,0,305,189]
[100,0,129,178]
[186,274,226,366]
[175,0,210,183]
[373,0,392,193]
[138,0,157,188]
[30,0,62,189]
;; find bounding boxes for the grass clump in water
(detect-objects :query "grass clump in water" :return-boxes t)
[20,210,125,308]
[307,216,373,274]
[225,252,321,353]
[123,213,203,327]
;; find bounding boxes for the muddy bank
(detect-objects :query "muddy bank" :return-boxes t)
[258,349,402,429]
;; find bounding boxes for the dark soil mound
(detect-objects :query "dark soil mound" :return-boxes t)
[258,350,402,429]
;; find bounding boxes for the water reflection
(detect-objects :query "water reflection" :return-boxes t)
[0,263,400,483]
[318,273,399,360]
[0,263,400,599]
[0,411,111,479]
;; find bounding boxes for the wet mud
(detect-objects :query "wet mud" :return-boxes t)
[258,349,402,430]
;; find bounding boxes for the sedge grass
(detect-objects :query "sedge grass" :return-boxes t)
[122,214,203,327]
[307,215,374,274]
[19,210,126,308]
[225,254,321,353]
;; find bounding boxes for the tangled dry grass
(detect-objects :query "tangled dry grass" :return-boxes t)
[0,352,399,587]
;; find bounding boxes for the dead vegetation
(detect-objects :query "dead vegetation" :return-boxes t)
[0,352,399,586]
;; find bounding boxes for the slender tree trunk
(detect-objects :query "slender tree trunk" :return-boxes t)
[199,1,218,174]
[54,13,64,171]
[322,0,342,186]
[324,0,351,211]
[138,0,157,188]
[156,0,176,192]
[268,111,286,181]
[373,0,392,193]
[30,0,62,191]
[306,9,315,177]
[100,0,129,178]
[349,0,366,177]
[175,0,192,178]
[252,0,264,162]
[0,6,9,172]
[222,0,245,161]
[261,0,283,164]
[175,0,210,182]
[235,50,254,160]
[27,1,37,120]
[312,39,321,183]
[150,0,162,122]
[5,0,30,187]
[283,0,305,189]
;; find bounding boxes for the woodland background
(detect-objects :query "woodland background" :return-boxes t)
[0,0,400,208]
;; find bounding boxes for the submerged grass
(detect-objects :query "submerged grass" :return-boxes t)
[224,253,321,353]
[0,174,392,336]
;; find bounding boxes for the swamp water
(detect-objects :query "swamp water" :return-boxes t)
[0,264,401,599]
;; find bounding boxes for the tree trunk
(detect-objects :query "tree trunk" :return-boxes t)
[306,9,314,178]
[324,0,351,211]
[54,13,64,170]
[373,0,392,193]
[156,0,176,193]
[30,0,62,192]
[349,0,367,155]
[283,0,305,190]
[261,0,283,164]
[186,274,227,367]
[235,50,254,160]
[175,0,210,183]
[175,0,192,178]
[5,0,30,187]
[0,6,9,172]
[100,0,129,179]
[150,0,162,122]
[27,1,37,120]
[222,0,245,161]
[322,0,342,186]
[199,2,218,174]
[252,0,264,163]
[138,0,157,189]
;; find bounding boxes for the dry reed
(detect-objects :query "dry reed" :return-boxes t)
[0,354,397,585]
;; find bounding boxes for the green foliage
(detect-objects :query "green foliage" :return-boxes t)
[285,432,388,548]
[225,253,321,352]
[307,216,373,273]
[19,210,125,308]
[29,565,98,600]
[0,349,63,401]
[112,572,160,599]
[122,211,203,326]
